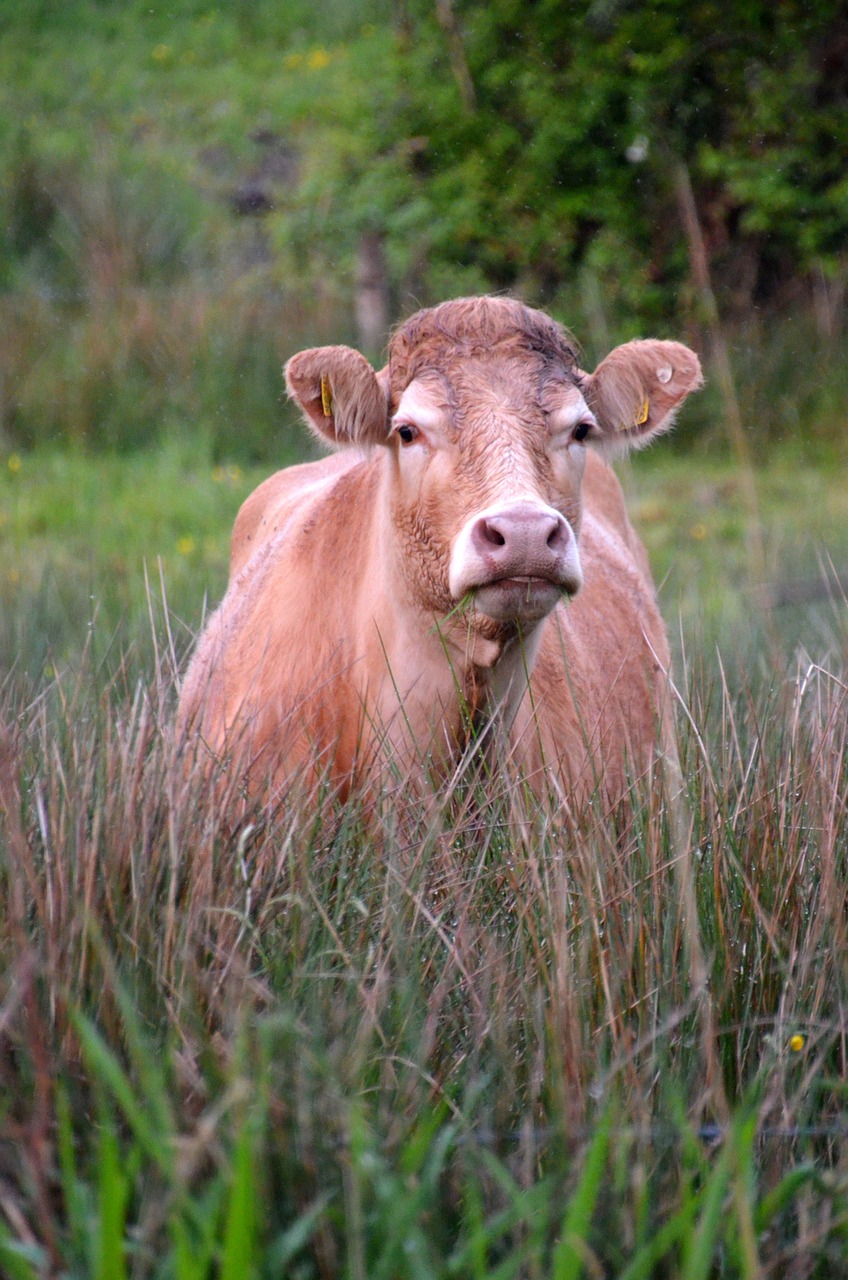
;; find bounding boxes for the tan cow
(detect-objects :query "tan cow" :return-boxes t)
[179,297,702,810]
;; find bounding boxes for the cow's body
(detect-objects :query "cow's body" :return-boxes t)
[179,298,701,808]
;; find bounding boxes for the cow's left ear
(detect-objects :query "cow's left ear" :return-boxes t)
[285,345,390,447]
[582,339,703,450]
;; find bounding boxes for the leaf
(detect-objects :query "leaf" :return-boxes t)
[96,1106,129,1280]
[680,1140,732,1280]
[267,1191,334,1271]
[0,1230,43,1280]
[551,1105,612,1280]
[220,1115,257,1280]
[755,1164,821,1233]
[617,1203,696,1280]
[73,1009,168,1172]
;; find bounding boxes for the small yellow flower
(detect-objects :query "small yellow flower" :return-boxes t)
[307,47,331,70]
[284,52,304,70]
[689,522,707,541]
[789,1034,805,1052]
[152,43,172,62]
[212,465,226,483]
[7,568,20,585]
[7,454,21,473]
[177,535,196,556]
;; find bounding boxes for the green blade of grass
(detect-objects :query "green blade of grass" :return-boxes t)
[220,1113,257,1280]
[170,1180,227,1280]
[90,928,177,1155]
[754,1163,821,1233]
[73,1009,170,1173]
[266,1190,334,1271]
[617,1201,697,1280]
[551,1105,613,1280]
[96,1106,129,1280]
[0,1230,43,1280]
[448,1176,551,1277]
[55,1081,91,1270]
[681,1140,733,1280]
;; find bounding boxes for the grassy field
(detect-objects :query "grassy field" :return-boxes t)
[1,2,846,1273]
[0,442,846,1277]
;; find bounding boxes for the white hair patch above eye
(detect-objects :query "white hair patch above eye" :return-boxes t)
[548,387,596,433]
[392,380,449,433]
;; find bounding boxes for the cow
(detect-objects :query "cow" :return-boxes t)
[178,296,702,813]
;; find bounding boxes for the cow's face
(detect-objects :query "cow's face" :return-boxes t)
[386,359,589,628]
[285,298,702,638]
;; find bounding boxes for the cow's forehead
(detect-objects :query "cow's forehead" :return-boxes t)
[393,367,589,430]
[387,297,579,402]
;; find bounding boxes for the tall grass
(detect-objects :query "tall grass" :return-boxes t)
[0,585,846,1275]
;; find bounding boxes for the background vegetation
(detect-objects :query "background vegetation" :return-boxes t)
[0,0,846,458]
[0,1,846,1276]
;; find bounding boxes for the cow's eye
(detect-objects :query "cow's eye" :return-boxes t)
[396,423,419,445]
[572,421,593,443]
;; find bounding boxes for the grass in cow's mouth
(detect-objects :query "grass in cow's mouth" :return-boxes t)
[438,591,477,627]
[0,447,846,1276]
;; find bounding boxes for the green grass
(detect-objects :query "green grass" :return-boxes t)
[626,447,848,666]
[0,445,264,683]
[0,443,846,1275]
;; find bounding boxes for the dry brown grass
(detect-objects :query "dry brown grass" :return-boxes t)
[0,614,846,1273]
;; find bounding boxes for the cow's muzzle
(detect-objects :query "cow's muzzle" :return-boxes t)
[449,501,583,624]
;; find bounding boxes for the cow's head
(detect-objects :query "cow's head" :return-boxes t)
[285,297,701,644]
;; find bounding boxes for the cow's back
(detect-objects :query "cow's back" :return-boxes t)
[230,451,359,576]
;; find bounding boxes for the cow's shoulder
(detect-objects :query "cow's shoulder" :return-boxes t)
[230,451,362,576]
[581,448,653,580]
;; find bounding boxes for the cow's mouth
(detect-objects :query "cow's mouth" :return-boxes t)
[473,572,578,624]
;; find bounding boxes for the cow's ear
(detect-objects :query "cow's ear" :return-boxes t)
[285,346,390,447]
[583,339,703,450]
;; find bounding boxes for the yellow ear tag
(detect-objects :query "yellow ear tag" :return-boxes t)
[634,398,650,427]
[320,375,333,418]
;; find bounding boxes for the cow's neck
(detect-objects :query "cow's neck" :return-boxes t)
[456,621,544,734]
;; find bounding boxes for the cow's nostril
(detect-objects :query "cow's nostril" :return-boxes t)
[547,518,568,549]
[481,519,506,547]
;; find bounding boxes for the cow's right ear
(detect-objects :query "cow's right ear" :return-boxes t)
[285,346,390,447]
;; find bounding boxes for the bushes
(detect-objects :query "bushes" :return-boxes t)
[1,3,847,460]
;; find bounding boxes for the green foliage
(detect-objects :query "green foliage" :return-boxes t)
[0,1,846,456]
[324,0,848,317]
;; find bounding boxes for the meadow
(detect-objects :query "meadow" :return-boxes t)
[1,0,847,1274]
[0,438,846,1278]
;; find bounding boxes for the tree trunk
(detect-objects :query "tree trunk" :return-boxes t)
[355,231,389,358]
